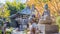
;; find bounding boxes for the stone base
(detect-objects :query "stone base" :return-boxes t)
[38,24,59,34]
[46,33,59,34]
[39,33,58,34]
[39,16,52,24]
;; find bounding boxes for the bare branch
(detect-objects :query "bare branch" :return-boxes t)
[37,0,43,8]
[55,0,60,12]
[49,1,58,12]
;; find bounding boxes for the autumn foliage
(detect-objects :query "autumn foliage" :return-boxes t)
[27,0,60,17]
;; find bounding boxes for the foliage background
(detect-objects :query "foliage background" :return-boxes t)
[0,0,60,32]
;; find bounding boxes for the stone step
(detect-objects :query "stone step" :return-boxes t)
[45,25,59,33]
[39,33,59,34]
[38,24,59,33]
[45,33,59,34]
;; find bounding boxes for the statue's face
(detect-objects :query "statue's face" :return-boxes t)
[26,5,30,9]
[32,4,35,8]
[44,4,48,9]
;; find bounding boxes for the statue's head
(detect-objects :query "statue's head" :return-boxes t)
[32,4,35,7]
[26,5,30,9]
[44,4,48,9]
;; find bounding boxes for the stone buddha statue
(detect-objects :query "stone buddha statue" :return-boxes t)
[39,4,52,24]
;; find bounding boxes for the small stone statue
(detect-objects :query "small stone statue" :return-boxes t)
[39,4,52,24]
[31,4,35,12]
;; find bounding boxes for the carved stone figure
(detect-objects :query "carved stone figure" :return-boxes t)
[39,4,52,24]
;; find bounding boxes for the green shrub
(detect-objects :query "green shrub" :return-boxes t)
[0,30,2,34]
[56,16,60,32]
[6,31,11,34]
